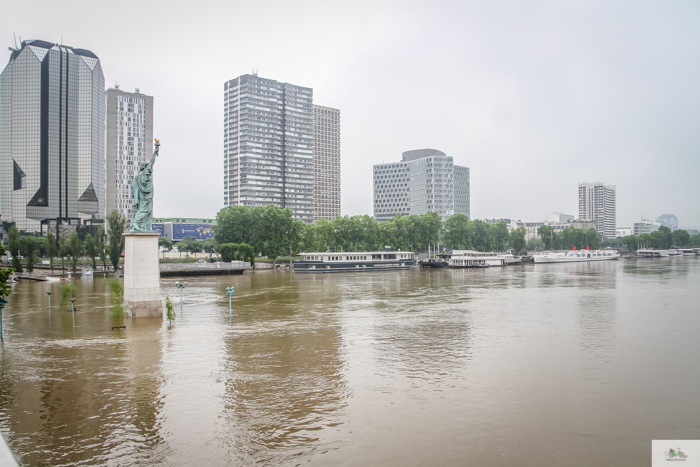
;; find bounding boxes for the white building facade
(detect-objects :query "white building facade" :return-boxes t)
[373,149,470,222]
[578,182,616,238]
[633,220,660,236]
[223,74,314,223]
[105,87,153,222]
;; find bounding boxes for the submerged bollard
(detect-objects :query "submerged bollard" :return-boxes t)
[226,287,235,317]
[46,291,52,318]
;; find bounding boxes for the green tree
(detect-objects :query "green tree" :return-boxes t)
[622,235,639,252]
[177,236,201,258]
[8,226,22,273]
[443,214,472,250]
[0,242,14,301]
[261,205,294,266]
[106,209,127,272]
[24,236,37,272]
[200,238,218,261]
[44,231,56,274]
[84,233,97,269]
[526,237,545,251]
[68,232,83,273]
[491,222,510,252]
[96,225,108,271]
[672,229,690,247]
[59,235,68,275]
[509,226,527,252]
[219,243,240,262]
[158,236,173,258]
[538,225,555,250]
[471,220,492,252]
[690,234,700,247]
[236,243,255,264]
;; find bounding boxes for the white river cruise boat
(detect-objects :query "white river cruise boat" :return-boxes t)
[294,251,416,273]
[533,249,620,263]
[448,250,517,268]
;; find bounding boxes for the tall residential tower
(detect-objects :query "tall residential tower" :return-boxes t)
[578,181,616,238]
[0,40,105,234]
[223,74,314,223]
[105,86,153,221]
[373,149,470,222]
[313,105,340,221]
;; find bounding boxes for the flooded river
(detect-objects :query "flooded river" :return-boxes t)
[1,258,699,466]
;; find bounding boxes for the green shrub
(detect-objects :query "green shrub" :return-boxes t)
[165,296,176,324]
[219,243,239,262]
[60,283,78,305]
[107,279,126,324]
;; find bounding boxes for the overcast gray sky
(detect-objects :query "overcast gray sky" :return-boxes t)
[3,0,699,229]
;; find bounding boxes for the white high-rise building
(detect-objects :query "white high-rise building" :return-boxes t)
[105,86,153,222]
[313,105,340,221]
[373,149,470,222]
[0,40,105,234]
[578,182,616,238]
[223,74,314,223]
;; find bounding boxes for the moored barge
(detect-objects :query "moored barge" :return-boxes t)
[294,251,416,273]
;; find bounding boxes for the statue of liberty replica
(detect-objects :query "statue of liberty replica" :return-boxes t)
[123,138,162,318]
[130,139,160,232]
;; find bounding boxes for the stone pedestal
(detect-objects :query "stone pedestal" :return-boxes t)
[123,232,162,318]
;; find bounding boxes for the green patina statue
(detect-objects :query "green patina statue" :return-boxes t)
[129,139,160,232]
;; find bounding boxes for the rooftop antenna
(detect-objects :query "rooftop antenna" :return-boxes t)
[115,82,120,90]
[252,68,258,77]
[13,33,18,49]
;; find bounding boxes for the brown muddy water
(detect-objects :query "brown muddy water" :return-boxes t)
[1,258,699,466]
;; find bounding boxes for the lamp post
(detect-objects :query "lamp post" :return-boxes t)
[0,297,7,340]
[46,291,52,317]
[175,281,187,313]
[225,287,235,317]
[70,298,76,327]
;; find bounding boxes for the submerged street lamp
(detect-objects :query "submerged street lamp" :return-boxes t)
[46,291,52,317]
[175,281,188,313]
[70,298,76,327]
[225,287,235,317]
[0,297,7,340]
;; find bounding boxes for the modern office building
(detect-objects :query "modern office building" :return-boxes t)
[0,40,105,234]
[546,212,574,224]
[633,219,660,236]
[312,105,340,221]
[373,149,470,222]
[578,182,616,238]
[105,86,153,222]
[616,227,632,238]
[223,74,314,223]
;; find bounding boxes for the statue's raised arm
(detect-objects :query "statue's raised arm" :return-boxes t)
[129,138,160,232]
[147,139,160,170]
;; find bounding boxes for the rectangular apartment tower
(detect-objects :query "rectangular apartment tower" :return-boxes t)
[105,86,153,222]
[312,105,341,221]
[578,181,616,238]
[373,149,470,222]
[0,40,105,233]
[223,74,314,223]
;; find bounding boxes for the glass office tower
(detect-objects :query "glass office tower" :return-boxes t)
[223,74,314,223]
[0,40,105,234]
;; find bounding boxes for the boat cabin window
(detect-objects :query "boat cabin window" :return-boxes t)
[384,254,396,260]
[372,254,382,260]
